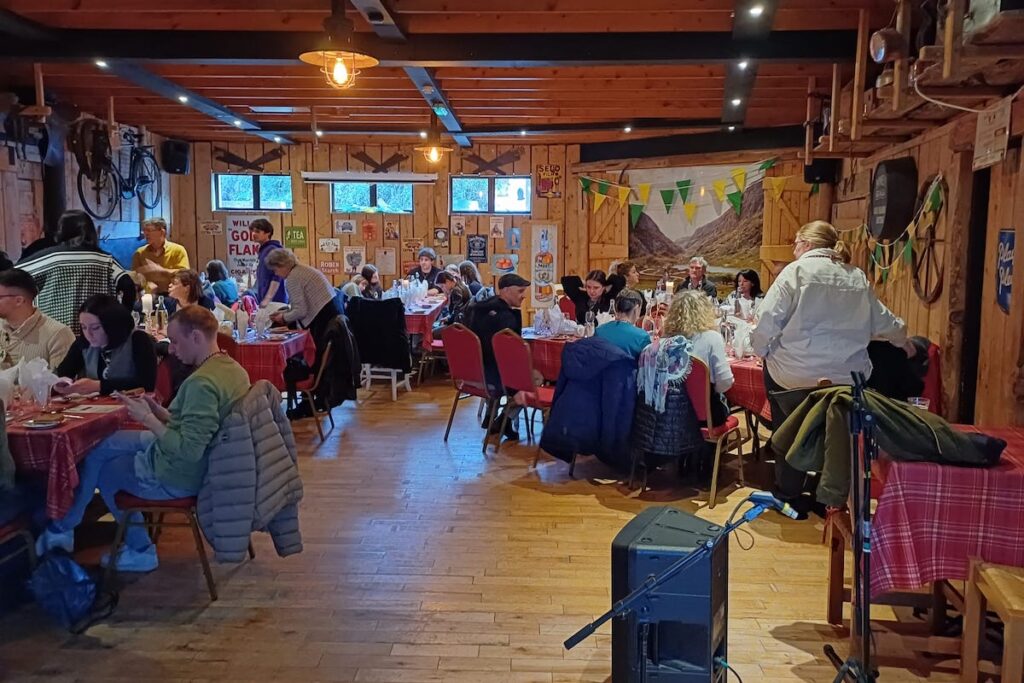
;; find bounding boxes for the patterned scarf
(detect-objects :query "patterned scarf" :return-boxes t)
[636,335,694,413]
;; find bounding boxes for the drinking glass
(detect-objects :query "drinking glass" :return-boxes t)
[908,397,931,411]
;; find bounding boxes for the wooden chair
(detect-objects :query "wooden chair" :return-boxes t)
[362,364,413,401]
[683,357,751,509]
[295,340,334,442]
[491,329,555,461]
[102,492,254,602]
[440,324,500,453]
[962,558,1024,683]
[0,515,36,571]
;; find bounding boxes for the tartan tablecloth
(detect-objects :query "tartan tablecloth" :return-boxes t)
[870,425,1024,595]
[522,331,578,382]
[726,357,771,421]
[224,331,315,391]
[10,402,130,519]
[405,298,447,352]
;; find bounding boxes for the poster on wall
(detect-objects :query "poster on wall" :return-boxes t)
[384,220,400,240]
[439,253,465,267]
[974,97,1012,171]
[363,222,377,241]
[284,226,307,249]
[225,214,267,281]
[434,227,449,248]
[343,246,366,275]
[536,163,562,198]
[451,216,466,236]
[335,219,355,235]
[530,222,558,307]
[375,247,396,275]
[320,260,341,276]
[402,238,423,253]
[319,237,340,253]
[998,228,1014,314]
[492,253,519,275]
[467,235,488,264]
[200,220,223,236]
[506,227,521,251]
[489,216,505,239]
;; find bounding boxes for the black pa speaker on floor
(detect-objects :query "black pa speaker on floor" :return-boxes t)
[611,507,728,682]
[803,158,839,185]
[160,139,191,175]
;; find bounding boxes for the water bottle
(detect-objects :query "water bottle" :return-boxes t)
[734,287,742,317]
[155,296,167,332]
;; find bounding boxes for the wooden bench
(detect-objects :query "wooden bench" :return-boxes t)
[962,558,1024,683]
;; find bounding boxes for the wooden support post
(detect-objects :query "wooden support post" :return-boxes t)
[851,9,869,142]
[805,77,816,162]
[893,0,911,111]
[830,64,840,152]
[311,106,319,149]
[20,63,53,121]
[107,97,119,150]
[943,0,965,79]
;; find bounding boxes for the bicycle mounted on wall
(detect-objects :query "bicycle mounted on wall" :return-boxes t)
[72,119,162,220]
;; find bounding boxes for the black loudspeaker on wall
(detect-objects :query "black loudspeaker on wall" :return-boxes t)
[804,158,839,185]
[160,139,191,175]
[611,507,728,682]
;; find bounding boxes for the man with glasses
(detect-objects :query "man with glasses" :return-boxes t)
[131,217,190,296]
[0,268,75,370]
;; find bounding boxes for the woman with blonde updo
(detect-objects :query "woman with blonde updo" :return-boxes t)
[750,220,910,394]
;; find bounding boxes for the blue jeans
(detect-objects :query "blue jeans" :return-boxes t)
[52,430,196,550]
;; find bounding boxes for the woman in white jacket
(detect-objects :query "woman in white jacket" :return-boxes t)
[750,221,911,393]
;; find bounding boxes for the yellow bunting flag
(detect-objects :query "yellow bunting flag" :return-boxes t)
[617,185,631,207]
[638,183,651,206]
[765,176,788,201]
[683,203,698,223]
[593,192,607,213]
[731,168,747,192]
[712,179,728,203]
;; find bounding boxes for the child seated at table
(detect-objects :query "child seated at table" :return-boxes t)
[54,294,158,396]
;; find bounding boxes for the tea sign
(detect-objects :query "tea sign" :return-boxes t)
[284,225,307,249]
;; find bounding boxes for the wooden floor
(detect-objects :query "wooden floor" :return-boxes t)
[0,381,961,682]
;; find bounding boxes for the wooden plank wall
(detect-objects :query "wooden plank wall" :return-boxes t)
[759,159,834,285]
[171,141,585,294]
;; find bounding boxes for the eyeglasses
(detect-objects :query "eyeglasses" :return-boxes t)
[0,294,23,299]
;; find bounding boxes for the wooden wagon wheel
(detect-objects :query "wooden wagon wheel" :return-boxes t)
[911,176,946,304]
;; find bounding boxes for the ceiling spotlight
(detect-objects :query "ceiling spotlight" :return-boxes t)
[731,98,742,106]
[624,126,633,133]
[422,85,436,96]
[419,130,428,139]
[738,60,749,70]
[233,119,243,127]
[177,95,189,103]
[728,125,736,131]
[315,129,324,137]
[95,59,109,68]
[869,28,909,64]
[273,136,282,143]
[748,4,764,17]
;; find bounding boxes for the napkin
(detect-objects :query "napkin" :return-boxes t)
[596,311,614,327]
[18,357,58,407]
[214,303,234,322]
[0,363,17,406]
[236,309,251,334]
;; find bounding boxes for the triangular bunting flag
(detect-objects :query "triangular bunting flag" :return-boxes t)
[766,176,788,201]
[638,183,651,206]
[810,182,820,196]
[580,177,591,194]
[660,189,676,214]
[683,203,697,223]
[726,190,743,216]
[928,183,944,212]
[759,158,777,171]
[903,238,913,264]
[593,193,607,213]
[617,186,631,207]
[629,203,644,228]
[730,168,747,192]
[676,180,692,204]
[712,179,728,203]
[596,181,610,196]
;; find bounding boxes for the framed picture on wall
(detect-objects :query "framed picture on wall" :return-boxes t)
[343,246,366,275]
[319,237,340,253]
[375,247,397,275]
[434,227,449,248]
[335,219,356,235]
[362,220,377,241]
[384,220,400,240]
[451,216,466,236]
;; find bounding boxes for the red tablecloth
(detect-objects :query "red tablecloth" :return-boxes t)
[405,299,447,352]
[10,401,130,519]
[870,425,1024,595]
[522,333,578,382]
[726,357,771,421]
[221,331,315,391]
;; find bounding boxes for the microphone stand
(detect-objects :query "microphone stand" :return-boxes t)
[824,372,879,683]
[564,497,775,677]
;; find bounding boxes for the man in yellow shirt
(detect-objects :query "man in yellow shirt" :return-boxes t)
[132,217,190,294]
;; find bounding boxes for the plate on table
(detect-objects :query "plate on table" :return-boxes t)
[270,326,291,334]
[265,333,290,341]
[22,415,65,429]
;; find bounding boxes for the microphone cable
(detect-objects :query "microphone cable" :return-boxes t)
[714,656,744,683]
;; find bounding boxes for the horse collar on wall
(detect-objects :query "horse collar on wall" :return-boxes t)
[462,148,523,175]
[349,151,408,173]
[214,146,284,172]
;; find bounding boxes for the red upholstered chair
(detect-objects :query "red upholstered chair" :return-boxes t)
[154,359,174,407]
[684,357,750,509]
[102,493,254,602]
[440,324,498,452]
[295,340,334,442]
[557,296,576,320]
[0,515,36,571]
[491,329,555,461]
[417,338,446,386]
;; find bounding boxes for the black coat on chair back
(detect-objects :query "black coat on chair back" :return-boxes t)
[318,315,361,407]
[345,297,412,373]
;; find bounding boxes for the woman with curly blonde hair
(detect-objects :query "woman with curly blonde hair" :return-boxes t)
[661,292,733,425]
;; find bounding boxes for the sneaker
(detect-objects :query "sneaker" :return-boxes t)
[35,526,74,557]
[100,544,159,572]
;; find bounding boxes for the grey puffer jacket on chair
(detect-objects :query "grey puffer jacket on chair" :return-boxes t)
[197,380,304,563]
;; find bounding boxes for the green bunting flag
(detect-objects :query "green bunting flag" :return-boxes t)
[660,188,676,214]
[676,180,692,204]
[810,182,820,196]
[903,237,913,264]
[580,177,591,194]
[596,180,610,197]
[759,158,777,171]
[726,190,743,216]
[629,203,644,228]
[928,183,944,212]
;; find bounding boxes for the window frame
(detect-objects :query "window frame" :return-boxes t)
[450,175,532,216]
[213,173,293,212]
[330,181,414,215]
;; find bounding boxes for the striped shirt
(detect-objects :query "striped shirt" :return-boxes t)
[282,263,336,328]
[19,246,134,334]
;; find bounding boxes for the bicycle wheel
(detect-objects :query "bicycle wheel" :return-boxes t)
[132,150,162,209]
[77,165,119,220]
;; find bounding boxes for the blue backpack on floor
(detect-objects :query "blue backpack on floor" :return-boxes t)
[27,550,97,630]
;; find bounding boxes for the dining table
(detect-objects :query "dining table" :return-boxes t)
[521,328,580,382]
[404,297,447,352]
[8,395,131,519]
[725,356,771,422]
[218,330,315,392]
